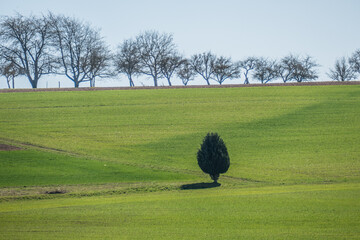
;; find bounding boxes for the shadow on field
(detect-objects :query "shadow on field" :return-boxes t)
[180,182,221,190]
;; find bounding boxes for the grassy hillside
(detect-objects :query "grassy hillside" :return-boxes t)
[0,85,359,186]
[0,85,359,239]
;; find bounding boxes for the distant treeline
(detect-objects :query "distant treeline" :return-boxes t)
[1,13,359,89]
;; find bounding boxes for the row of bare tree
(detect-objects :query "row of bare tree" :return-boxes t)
[0,13,111,89]
[1,13,359,89]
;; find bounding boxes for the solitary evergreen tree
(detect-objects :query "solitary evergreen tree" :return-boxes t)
[197,133,230,183]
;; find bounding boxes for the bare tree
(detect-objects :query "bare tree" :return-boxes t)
[160,53,184,86]
[211,56,240,85]
[114,39,140,87]
[50,14,107,88]
[328,57,356,81]
[253,58,278,84]
[0,60,24,88]
[292,55,319,82]
[190,51,216,85]
[0,14,55,88]
[136,31,177,86]
[349,49,360,76]
[275,54,319,83]
[86,41,113,87]
[177,59,196,86]
[238,57,258,84]
[276,54,298,83]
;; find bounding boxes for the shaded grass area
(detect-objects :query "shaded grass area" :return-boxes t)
[0,183,359,239]
[0,149,198,188]
[180,182,221,190]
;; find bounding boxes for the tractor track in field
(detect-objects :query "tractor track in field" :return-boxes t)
[0,137,70,154]
[0,137,258,186]
[1,81,359,93]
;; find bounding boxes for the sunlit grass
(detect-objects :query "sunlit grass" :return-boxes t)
[0,183,359,239]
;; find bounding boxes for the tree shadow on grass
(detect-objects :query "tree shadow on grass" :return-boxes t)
[180,182,221,190]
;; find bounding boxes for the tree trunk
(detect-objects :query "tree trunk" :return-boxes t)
[243,73,249,84]
[167,77,172,86]
[90,78,95,87]
[153,75,158,87]
[6,77,11,89]
[129,76,135,87]
[74,81,80,88]
[210,174,219,183]
[30,80,38,88]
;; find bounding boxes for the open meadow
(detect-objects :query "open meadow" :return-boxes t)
[0,84,359,239]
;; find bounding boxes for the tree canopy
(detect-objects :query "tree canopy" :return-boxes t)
[197,132,230,183]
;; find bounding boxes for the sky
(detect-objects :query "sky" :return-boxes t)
[0,0,359,88]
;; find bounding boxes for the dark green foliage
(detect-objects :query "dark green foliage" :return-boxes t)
[197,132,230,183]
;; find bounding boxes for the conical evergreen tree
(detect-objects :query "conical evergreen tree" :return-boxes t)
[197,132,230,183]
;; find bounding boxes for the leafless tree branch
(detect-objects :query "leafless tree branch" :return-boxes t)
[135,31,177,86]
[114,39,140,87]
[238,57,258,84]
[190,52,216,85]
[349,49,360,77]
[0,14,55,88]
[253,58,278,84]
[328,57,356,81]
[176,59,196,86]
[211,56,240,85]
[49,14,109,88]
[160,53,184,86]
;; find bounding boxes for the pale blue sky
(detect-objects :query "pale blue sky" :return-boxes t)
[1,0,359,88]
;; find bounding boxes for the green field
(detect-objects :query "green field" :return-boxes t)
[0,85,359,239]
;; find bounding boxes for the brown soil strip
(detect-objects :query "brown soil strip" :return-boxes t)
[0,144,22,151]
